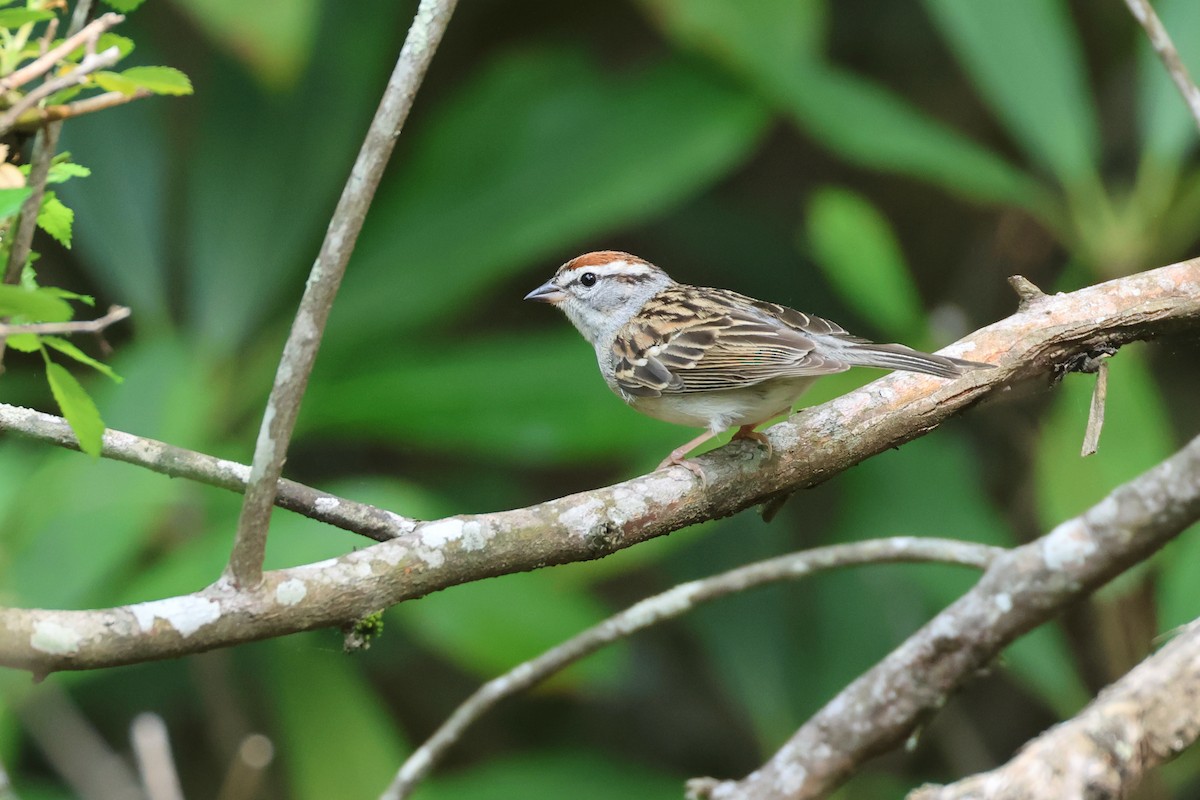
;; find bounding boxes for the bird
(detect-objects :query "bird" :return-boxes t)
[525,250,990,478]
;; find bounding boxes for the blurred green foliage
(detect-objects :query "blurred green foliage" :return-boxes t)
[2,0,1199,797]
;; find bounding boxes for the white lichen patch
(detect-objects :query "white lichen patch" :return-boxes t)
[374,541,410,566]
[559,498,605,537]
[609,487,648,525]
[1041,518,1096,570]
[994,593,1013,613]
[129,595,221,637]
[419,518,464,548]
[460,520,489,551]
[314,496,340,514]
[414,546,445,569]
[275,578,308,606]
[31,620,82,655]
[775,744,809,795]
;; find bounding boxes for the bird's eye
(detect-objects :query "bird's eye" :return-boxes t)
[580,272,597,287]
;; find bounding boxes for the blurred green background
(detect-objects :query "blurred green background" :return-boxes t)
[3,0,1200,797]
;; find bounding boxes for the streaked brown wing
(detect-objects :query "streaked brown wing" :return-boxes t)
[611,287,852,398]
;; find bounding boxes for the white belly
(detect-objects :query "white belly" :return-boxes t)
[626,378,817,433]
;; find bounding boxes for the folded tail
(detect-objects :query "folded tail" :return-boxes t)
[838,341,991,379]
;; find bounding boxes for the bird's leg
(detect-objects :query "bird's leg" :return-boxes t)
[730,407,791,459]
[658,429,719,482]
[731,425,772,458]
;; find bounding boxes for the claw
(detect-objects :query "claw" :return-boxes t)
[731,425,772,459]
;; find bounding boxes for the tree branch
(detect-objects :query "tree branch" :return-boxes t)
[0,259,1196,675]
[11,89,150,131]
[907,619,1200,800]
[0,304,129,336]
[1124,0,1200,133]
[383,538,1002,800]
[0,402,415,543]
[227,0,459,588]
[687,431,1200,800]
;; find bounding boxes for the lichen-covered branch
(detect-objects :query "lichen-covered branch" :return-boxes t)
[0,260,1197,675]
[688,431,1200,800]
[909,618,1200,800]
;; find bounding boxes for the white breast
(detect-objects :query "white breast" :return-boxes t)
[624,378,817,433]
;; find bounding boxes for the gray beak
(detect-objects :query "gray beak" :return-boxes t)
[524,280,565,304]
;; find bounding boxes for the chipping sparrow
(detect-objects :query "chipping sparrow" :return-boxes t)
[525,251,989,476]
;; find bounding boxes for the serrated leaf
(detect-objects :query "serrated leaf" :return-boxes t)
[111,66,193,96]
[101,0,147,11]
[0,9,55,26]
[37,191,74,247]
[4,333,40,352]
[0,285,73,321]
[805,187,924,337]
[93,70,141,96]
[46,162,91,183]
[43,337,123,383]
[0,186,31,218]
[45,361,104,456]
[40,286,94,305]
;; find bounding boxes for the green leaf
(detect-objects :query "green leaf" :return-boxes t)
[44,85,84,105]
[805,187,924,337]
[93,70,141,96]
[262,640,407,800]
[46,161,92,185]
[41,286,95,305]
[42,337,123,383]
[113,66,194,96]
[101,0,147,12]
[37,191,74,247]
[45,361,105,457]
[0,9,55,26]
[0,285,73,321]
[922,0,1100,190]
[0,186,31,219]
[4,333,39,352]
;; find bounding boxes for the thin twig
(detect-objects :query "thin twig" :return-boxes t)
[0,304,130,336]
[0,12,124,93]
[12,88,149,130]
[1123,0,1200,133]
[690,432,1200,800]
[130,713,184,800]
[1081,358,1108,456]
[382,538,1002,800]
[227,0,459,588]
[2,124,60,285]
[0,401,416,542]
[910,619,1200,800]
[0,45,122,135]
